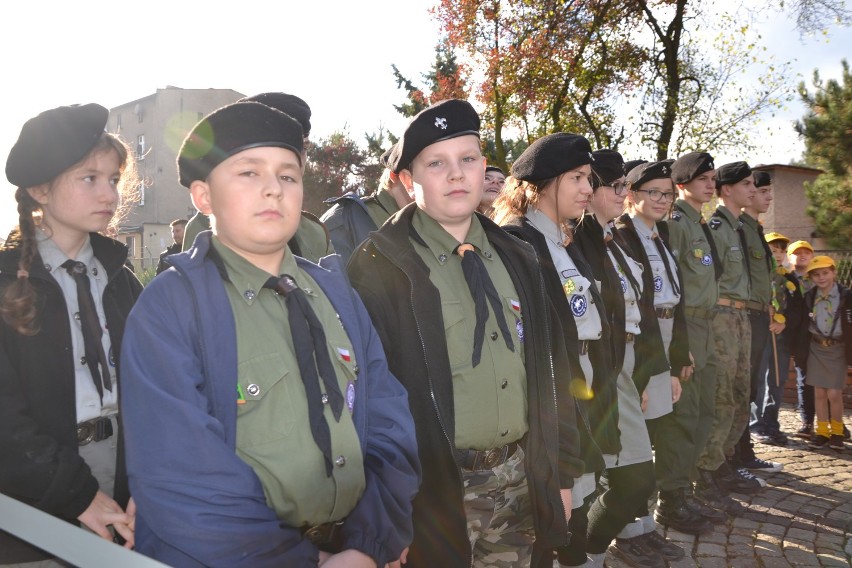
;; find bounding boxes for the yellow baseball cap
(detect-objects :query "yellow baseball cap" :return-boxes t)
[788,240,814,254]
[806,255,835,273]
[764,231,790,245]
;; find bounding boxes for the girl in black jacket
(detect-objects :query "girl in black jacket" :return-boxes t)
[0,104,142,564]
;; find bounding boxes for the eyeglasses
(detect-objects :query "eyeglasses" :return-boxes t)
[633,188,676,203]
[611,182,628,195]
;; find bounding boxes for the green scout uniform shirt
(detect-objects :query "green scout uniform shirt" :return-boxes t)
[740,213,771,305]
[291,213,335,263]
[411,209,528,450]
[181,212,211,251]
[710,206,750,302]
[212,237,365,528]
[811,283,842,339]
[364,190,402,230]
[668,200,719,310]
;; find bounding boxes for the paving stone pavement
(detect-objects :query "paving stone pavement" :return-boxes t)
[602,406,852,568]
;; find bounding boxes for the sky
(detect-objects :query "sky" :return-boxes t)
[0,0,849,236]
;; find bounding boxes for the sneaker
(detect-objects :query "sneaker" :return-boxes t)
[828,435,845,451]
[794,423,813,439]
[768,432,789,446]
[642,531,685,560]
[742,456,784,473]
[714,462,761,495]
[737,468,767,488]
[808,434,830,449]
[609,536,665,568]
[655,489,713,535]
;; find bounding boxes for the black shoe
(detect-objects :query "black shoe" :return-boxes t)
[694,470,745,516]
[655,489,713,535]
[794,423,813,439]
[714,462,761,495]
[808,434,830,449]
[829,435,845,451]
[768,431,789,446]
[609,536,665,568]
[642,530,685,560]
[684,491,727,523]
[844,425,850,440]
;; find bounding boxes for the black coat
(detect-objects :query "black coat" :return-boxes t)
[613,214,691,371]
[348,204,581,567]
[573,215,669,393]
[0,231,142,563]
[500,214,617,465]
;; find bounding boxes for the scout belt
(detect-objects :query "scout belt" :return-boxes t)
[655,307,675,319]
[717,297,747,310]
[455,441,519,471]
[811,334,842,347]
[746,300,769,313]
[684,306,715,320]
[77,416,114,446]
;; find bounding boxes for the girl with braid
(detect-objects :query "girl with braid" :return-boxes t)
[0,104,141,565]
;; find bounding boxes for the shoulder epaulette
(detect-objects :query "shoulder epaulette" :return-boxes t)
[708,218,722,230]
[671,211,682,221]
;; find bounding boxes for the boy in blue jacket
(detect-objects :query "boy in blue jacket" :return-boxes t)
[120,101,420,568]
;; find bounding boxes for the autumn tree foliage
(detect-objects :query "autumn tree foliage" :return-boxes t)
[392,40,470,118]
[302,131,374,217]
[796,60,852,248]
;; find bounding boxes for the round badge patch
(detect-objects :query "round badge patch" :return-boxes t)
[346,381,356,413]
[619,275,628,294]
[570,294,588,317]
[516,318,525,343]
[701,253,713,266]
[653,275,663,292]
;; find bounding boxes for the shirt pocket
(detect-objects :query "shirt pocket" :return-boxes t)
[236,352,297,446]
[726,247,743,264]
[442,299,470,371]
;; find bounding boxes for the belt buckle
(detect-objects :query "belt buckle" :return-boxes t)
[77,421,95,446]
[482,448,502,469]
[303,524,326,545]
[579,340,590,356]
[625,333,635,343]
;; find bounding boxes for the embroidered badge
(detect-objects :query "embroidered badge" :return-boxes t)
[653,275,663,292]
[571,294,588,317]
[620,275,628,294]
[701,253,713,266]
[337,347,351,363]
[671,211,682,221]
[434,117,447,129]
[693,248,703,259]
[709,218,722,230]
[108,346,116,367]
[510,299,521,313]
[516,318,525,343]
[346,381,355,413]
[563,278,576,295]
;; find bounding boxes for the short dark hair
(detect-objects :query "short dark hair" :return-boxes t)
[170,218,188,228]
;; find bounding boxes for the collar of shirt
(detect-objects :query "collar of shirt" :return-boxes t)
[674,199,703,223]
[375,188,401,216]
[411,208,493,264]
[630,214,656,241]
[211,237,305,305]
[715,205,740,228]
[525,207,566,248]
[815,283,840,306]
[739,212,759,230]
[36,228,96,276]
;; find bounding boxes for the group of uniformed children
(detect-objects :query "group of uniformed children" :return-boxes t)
[1,95,849,568]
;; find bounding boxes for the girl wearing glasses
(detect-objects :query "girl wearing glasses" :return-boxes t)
[572,150,675,568]
[613,162,720,537]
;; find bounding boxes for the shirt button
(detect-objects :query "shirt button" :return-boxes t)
[321,393,329,404]
[92,267,99,276]
[44,263,52,271]
[246,383,260,396]
[483,251,492,259]
[353,364,359,375]
[490,331,499,341]
[438,253,448,264]
[80,356,87,365]
[335,455,346,467]
[630,300,635,306]
[501,379,508,389]
[74,312,81,321]
[500,429,509,437]
[244,289,256,301]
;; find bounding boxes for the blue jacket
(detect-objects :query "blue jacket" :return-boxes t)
[320,193,377,261]
[120,232,420,568]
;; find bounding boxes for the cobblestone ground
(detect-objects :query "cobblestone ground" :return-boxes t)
[605,406,852,568]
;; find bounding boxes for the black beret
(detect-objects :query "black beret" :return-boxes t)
[485,166,505,175]
[671,152,715,184]
[379,143,398,169]
[623,159,648,177]
[627,160,674,188]
[511,133,594,183]
[715,161,752,188]
[392,99,480,174]
[591,149,625,188]
[6,103,109,188]
[177,101,304,188]
[753,171,771,187]
[240,92,312,137]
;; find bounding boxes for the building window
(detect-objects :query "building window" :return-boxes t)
[136,134,146,160]
[116,114,122,130]
[139,181,146,206]
[125,236,136,258]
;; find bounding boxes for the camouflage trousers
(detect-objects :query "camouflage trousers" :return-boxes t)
[696,308,751,470]
[463,446,534,568]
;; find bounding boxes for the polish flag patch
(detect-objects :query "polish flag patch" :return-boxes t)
[337,348,352,362]
[510,299,521,312]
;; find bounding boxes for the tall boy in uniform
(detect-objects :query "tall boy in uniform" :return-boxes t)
[659,152,732,524]
[348,99,581,567]
[696,161,761,497]
[120,101,420,568]
[736,171,784,476]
